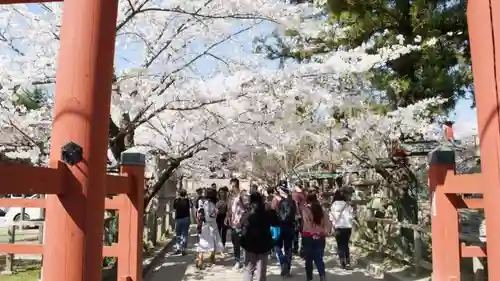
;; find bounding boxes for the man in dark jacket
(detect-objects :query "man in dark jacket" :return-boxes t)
[275,184,297,276]
[240,192,279,281]
[173,189,191,255]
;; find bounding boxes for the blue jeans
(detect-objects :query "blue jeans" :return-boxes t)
[175,217,190,251]
[303,236,326,280]
[274,225,294,272]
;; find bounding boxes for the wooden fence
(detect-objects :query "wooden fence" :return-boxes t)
[362,217,486,281]
[0,197,175,279]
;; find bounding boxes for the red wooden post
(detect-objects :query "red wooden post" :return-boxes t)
[42,0,119,281]
[428,149,460,281]
[444,122,454,142]
[118,152,145,281]
[468,1,500,280]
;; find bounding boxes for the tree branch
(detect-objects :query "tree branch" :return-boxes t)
[137,7,277,23]
[143,146,207,208]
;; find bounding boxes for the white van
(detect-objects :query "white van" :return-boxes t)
[1,194,43,226]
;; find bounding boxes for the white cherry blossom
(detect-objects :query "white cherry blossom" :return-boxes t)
[0,1,441,190]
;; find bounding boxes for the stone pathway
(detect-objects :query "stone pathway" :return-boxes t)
[145,233,379,281]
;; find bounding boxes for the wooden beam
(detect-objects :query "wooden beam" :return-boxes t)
[105,197,125,210]
[103,245,119,257]
[0,195,129,210]
[446,194,484,209]
[461,243,487,258]
[0,162,64,195]
[0,0,62,4]
[462,198,484,209]
[0,244,43,254]
[0,198,45,208]
[441,173,483,194]
[107,174,132,195]
[0,244,121,257]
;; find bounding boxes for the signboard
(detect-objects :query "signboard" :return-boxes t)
[401,140,441,156]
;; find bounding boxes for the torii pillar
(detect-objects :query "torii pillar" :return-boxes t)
[41,0,119,280]
[468,0,500,280]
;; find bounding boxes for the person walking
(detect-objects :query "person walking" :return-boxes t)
[195,188,207,241]
[250,183,259,194]
[173,189,191,255]
[264,186,280,264]
[216,186,229,247]
[264,186,276,209]
[274,182,297,276]
[291,182,306,256]
[226,178,246,270]
[329,187,354,269]
[302,191,331,281]
[240,192,279,281]
[196,188,224,269]
[194,187,205,210]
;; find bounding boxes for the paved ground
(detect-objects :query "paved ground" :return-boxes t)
[145,232,380,281]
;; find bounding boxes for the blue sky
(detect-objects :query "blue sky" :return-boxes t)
[23,3,478,138]
[450,98,477,139]
[111,20,484,140]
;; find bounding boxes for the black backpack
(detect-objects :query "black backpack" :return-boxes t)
[277,197,296,225]
[240,210,273,253]
[197,199,207,223]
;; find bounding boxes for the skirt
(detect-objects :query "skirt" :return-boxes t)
[196,221,224,253]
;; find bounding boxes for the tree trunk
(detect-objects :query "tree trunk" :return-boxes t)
[393,168,419,256]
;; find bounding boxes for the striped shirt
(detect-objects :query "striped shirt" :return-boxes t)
[229,193,245,228]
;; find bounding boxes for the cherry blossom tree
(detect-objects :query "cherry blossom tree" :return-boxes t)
[0,1,326,205]
[0,0,430,209]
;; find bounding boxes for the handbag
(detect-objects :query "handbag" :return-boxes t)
[270,226,280,240]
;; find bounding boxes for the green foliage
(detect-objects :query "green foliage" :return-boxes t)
[104,213,118,246]
[103,211,118,267]
[258,0,471,112]
[0,267,40,281]
[14,87,47,110]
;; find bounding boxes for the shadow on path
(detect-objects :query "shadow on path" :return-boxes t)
[145,232,379,281]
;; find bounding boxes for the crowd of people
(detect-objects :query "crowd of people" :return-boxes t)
[172,178,355,281]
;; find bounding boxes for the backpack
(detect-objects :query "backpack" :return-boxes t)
[277,197,296,225]
[240,210,273,253]
[197,199,207,223]
[242,219,267,239]
[270,226,280,240]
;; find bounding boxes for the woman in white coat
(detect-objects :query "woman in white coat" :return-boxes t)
[196,187,224,268]
[329,187,354,269]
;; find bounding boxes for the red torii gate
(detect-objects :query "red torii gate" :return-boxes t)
[0,1,144,281]
[3,0,498,281]
[428,0,500,280]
